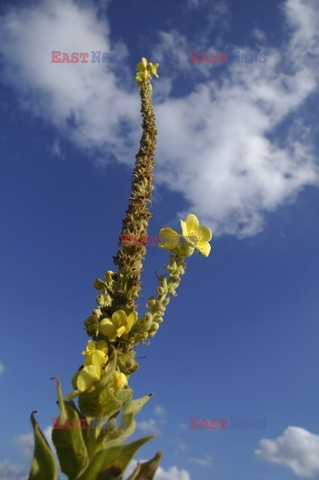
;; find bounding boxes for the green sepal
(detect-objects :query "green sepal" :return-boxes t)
[117,352,139,375]
[100,393,152,449]
[51,377,89,479]
[127,451,162,480]
[28,411,59,480]
[77,435,155,480]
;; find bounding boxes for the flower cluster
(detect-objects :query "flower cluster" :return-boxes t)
[136,57,159,87]
[72,338,129,394]
[100,310,137,342]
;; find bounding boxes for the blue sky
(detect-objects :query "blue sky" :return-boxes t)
[0,0,319,479]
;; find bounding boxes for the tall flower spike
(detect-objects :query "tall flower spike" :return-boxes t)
[113,58,159,312]
[27,56,213,480]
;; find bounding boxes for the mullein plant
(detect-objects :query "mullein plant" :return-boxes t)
[28,57,212,480]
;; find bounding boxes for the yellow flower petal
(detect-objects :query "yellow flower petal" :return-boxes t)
[100,318,116,337]
[116,326,126,338]
[198,225,212,242]
[136,57,147,71]
[112,310,127,326]
[82,339,95,356]
[158,227,180,249]
[147,62,159,77]
[196,241,211,257]
[84,350,107,369]
[186,214,199,232]
[77,365,100,392]
[95,340,108,353]
[126,311,137,331]
[180,220,188,237]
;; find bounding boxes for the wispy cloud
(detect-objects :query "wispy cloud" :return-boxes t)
[0,0,318,237]
[178,422,187,430]
[255,426,319,478]
[14,425,54,463]
[136,418,161,436]
[154,404,167,422]
[50,139,63,158]
[0,361,5,375]
[0,462,26,480]
[171,438,190,455]
[188,454,214,467]
[0,425,54,480]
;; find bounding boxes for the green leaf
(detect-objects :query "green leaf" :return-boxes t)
[100,393,153,449]
[51,377,89,479]
[127,451,162,480]
[28,411,59,480]
[78,435,155,480]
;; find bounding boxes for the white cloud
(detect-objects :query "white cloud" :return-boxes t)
[0,361,5,375]
[255,426,319,478]
[50,139,63,158]
[188,454,214,467]
[0,426,55,480]
[172,438,190,455]
[154,405,166,418]
[155,465,191,480]
[13,432,33,463]
[0,0,319,237]
[0,0,139,162]
[136,418,161,436]
[124,459,191,480]
[14,425,54,463]
[0,463,27,480]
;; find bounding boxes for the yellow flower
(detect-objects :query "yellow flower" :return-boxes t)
[135,57,159,88]
[75,340,109,392]
[180,214,212,257]
[112,371,128,391]
[99,310,137,342]
[158,227,187,254]
[147,61,159,77]
[82,339,108,369]
[158,214,212,257]
[136,56,148,72]
[76,365,100,393]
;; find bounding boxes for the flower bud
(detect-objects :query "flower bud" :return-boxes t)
[143,313,153,331]
[156,286,166,296]
[105,270,114,282]
[112,372,128,391]
[117,353,139,375]
[149,323,159,333]
[94,279,105,290]
[84,314,99,337]
[93,308,102,318]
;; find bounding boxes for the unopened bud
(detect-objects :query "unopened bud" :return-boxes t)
[94,279,105,290]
